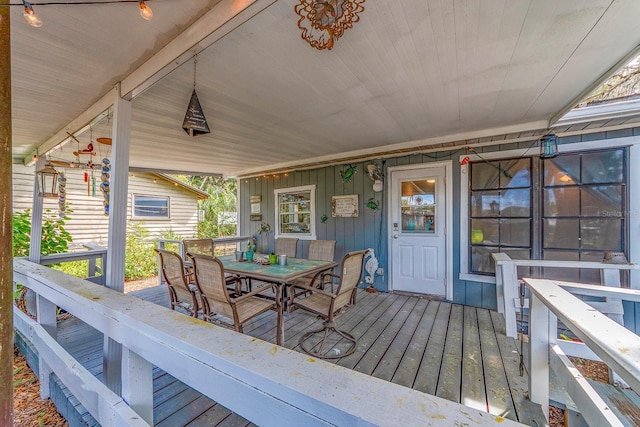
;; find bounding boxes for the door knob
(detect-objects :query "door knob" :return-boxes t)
[393,234,399,239]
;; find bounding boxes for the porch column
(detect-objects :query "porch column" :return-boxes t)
[103,83,131,394]
[0,3,13,423]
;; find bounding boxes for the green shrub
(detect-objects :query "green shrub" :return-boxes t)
[12,209,73,257]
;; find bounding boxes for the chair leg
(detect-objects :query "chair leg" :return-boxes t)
[299,320,357,359]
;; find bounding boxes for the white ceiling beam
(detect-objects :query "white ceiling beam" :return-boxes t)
[23,0,277,166]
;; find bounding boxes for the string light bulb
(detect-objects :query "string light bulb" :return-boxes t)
[22,1,42,27]
[138,1,153,20]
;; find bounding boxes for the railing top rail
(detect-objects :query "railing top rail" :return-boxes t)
[212,235,250,243]
[492,253,640,270]
[38,249,108,265]
[554,280,640,302]
[524,278,640,392]
[14,258,522,426]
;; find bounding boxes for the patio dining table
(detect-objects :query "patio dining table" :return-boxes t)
[218,254,338,344]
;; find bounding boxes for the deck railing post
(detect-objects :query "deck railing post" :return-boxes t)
[122,347,153,425]
[36,294,57,340]
[528,292,551,421]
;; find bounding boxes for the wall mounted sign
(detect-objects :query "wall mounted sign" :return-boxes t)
[250,195,262,203]
[182,90,210,136]
[250,214,262,221]
[332,194,359,217]
[251,203,261,214]
[294,0,366,50]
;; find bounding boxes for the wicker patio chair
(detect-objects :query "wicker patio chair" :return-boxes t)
[290,249,367,358]
[288,240,337,310]
[274,237,299,258]
[155,249,199,318]
[184,238,244,295]
[188,252,283,345]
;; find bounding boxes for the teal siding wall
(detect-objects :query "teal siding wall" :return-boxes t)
[239,128,640,323]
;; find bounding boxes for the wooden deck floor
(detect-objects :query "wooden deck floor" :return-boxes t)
[55,286,546,426]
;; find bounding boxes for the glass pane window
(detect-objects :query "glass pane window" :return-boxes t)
[469,158,532,274]
[133,195,169,218]
[274,185,316,239]
[468,147,627,276]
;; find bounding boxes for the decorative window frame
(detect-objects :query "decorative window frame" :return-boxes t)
[131,194,170,220]
[274,185,317,240]
[459,137,637,284]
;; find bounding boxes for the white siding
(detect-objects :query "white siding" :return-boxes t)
[12,165,200,245]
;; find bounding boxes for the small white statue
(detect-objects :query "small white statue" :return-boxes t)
[364,248,379,285]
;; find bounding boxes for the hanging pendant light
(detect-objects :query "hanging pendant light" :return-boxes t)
[539,132,559,159]
[139,1,153,20]
[22,1,43,27]
[36,160,59,198]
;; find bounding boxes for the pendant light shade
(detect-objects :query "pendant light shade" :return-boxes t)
[539,132,559,159]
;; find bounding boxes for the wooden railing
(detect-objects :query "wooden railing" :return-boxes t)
[40,242,107,285]
[524,278,640,424]
[13,259,524,426]
[492,253,640,338]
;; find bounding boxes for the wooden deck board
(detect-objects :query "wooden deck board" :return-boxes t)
[477,309,517,419]
[436,303,464,402]
[391,299,439,388]
[461,306,487,412]
[371,297,429,382]
[413,301,451,395]
[51,286,545,425]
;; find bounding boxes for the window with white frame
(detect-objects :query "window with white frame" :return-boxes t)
[466,147,627,278]
[274,185,316,240]
[132,194,169,219]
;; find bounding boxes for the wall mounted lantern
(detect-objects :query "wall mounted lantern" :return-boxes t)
[539,132,559,159]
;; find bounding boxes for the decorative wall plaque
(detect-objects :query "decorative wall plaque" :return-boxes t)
[332,194,359,217]
[250,214,262,221]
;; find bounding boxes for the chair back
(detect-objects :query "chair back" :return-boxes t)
[334,250,368,309]
[183,239,215,257]
[188,253,234,319]
[308,240,336,262]
[155,249,193,304]
[275,238,299,258]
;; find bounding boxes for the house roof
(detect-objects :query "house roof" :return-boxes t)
[9,1,640,177]
[153,174,209,200]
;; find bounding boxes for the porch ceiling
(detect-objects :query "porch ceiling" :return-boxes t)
[9,0,640,177]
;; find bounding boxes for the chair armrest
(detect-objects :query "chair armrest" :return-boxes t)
[289,282,335,298]
[235,283,278,301]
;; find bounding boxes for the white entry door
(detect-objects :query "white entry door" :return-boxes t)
[390,165,447,296]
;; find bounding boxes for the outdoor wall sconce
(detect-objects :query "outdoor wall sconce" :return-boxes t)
[36,161,59,198]
[539,132,559,159]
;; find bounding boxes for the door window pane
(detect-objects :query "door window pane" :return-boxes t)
[500,189,531,217]
[544,218,579,249]
[471,162,500,190]
[401,179,436,233]
[581,218,623,250]
[500,219,530,247]
[544,156,580,186]
[501,158,531,188]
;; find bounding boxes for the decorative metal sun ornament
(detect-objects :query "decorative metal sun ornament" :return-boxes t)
[295,0,366,50]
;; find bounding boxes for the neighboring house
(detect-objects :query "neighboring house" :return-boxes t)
[12,164,208,246]
[238,100,640,333]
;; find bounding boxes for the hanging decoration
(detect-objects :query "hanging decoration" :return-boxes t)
[294,0,366,50]
[339,163,357,183]
[366,162,383,192]
[100,158,111,216]
[365,197,379,211]
[57,172,67,219]
[320,213,329,223]
[182,55,211,136]
[36,159,59,198]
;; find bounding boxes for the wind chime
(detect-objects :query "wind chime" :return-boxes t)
[96,131,112,216]
[182,54,210,137]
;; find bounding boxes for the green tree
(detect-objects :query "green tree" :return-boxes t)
[176,176,237,238]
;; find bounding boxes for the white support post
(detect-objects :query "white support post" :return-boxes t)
[38,357,52,399]
[104,84,131,394]
[36,295,57,340]
[503,261,519,338]
[122,348,153,425]
[25,157,46,316]
[528,293,550,421]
